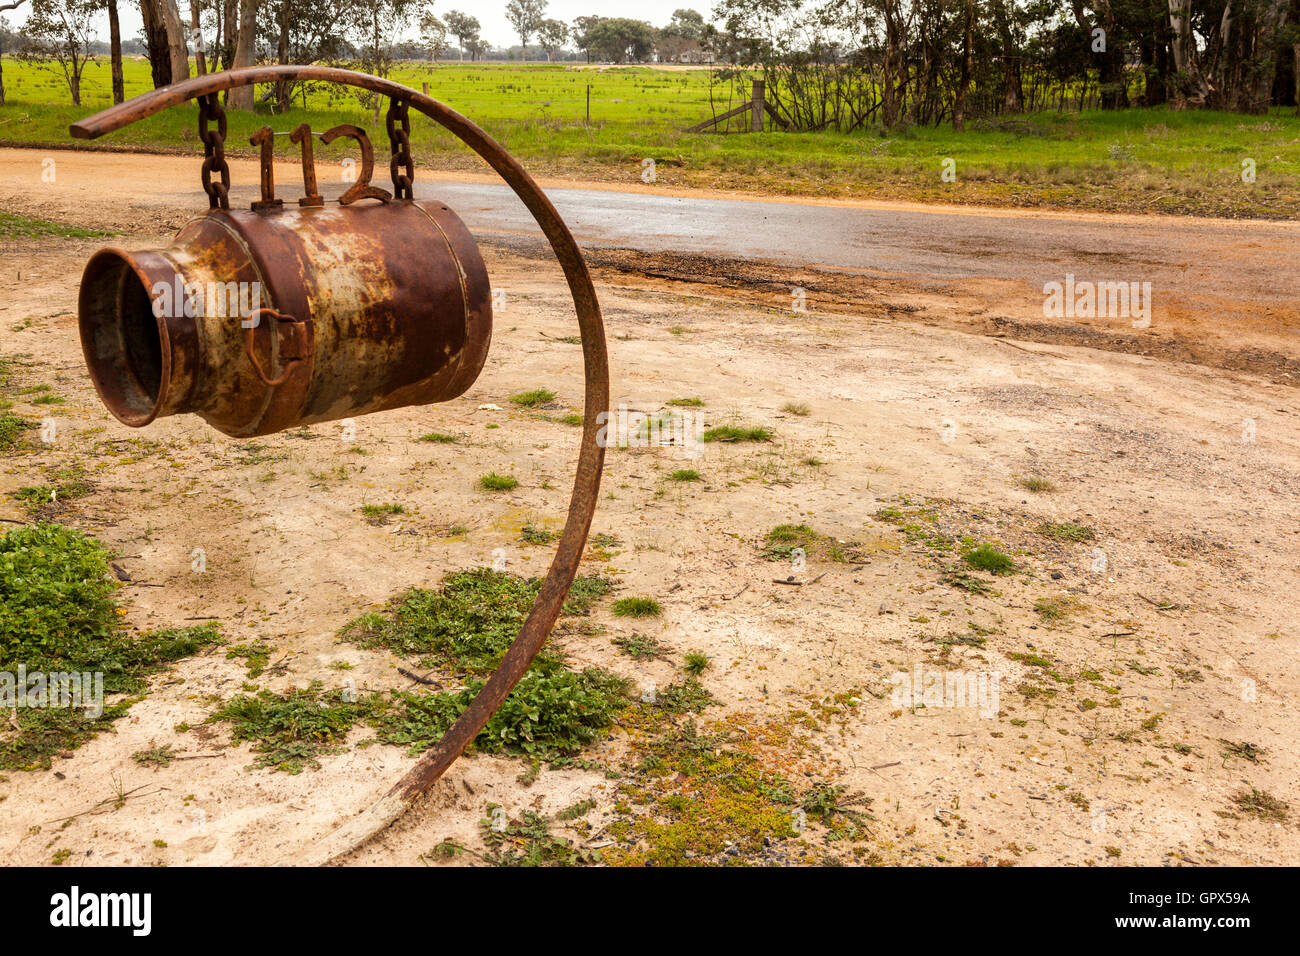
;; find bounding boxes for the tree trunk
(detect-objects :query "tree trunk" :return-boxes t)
[1295,41,1300,115]
[212,0,224,69]
[140,0,190,86]
[953,0,974,130]
[163,0,190,82]
[991,0,1022,113]
[106,0,125,103]
[274,0,291,111]
[140,0,172,87]
[189,0,206,74]
[228,0,257,110]
[1242,0,1289,113]
[1167,0,1206,107]
[1097,54,1127,109]
[1002,58,1022,113]
[911,30,930,124]
[219,0,235,68]
[881,0,902,128]
[1142,30,1169,106]
[1212,0,1242,110]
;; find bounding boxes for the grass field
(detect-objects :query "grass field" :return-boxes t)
[3,57,1299,217]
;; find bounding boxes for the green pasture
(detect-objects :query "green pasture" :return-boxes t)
[3,57,1298,217]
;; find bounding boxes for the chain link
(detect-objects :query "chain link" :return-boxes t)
[198,93,231,210]
[385,97,414,200]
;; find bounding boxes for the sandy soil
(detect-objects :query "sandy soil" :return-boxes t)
[1,163,1298,868]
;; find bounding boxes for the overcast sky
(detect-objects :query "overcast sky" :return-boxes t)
[3,1,715,50]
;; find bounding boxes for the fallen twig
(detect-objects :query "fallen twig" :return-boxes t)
[772,572,828,587]
[992,338,1066,359]
[398,667,440,687]
[44,784,166,825]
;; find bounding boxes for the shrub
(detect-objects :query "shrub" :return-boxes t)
[962,544,1016,575]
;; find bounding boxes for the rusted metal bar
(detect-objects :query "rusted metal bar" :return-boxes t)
[249,125,284,211]
[71,66,609,865]
[321,124,392,205]
[243,308,311,387]
[288,124,324,207]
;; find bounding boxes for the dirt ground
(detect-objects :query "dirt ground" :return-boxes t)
[1,152,1298,867]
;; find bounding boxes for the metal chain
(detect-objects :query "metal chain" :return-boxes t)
[385,97,414,200]
[198,93,231,210]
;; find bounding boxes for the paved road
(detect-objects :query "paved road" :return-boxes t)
[2,148,1296,306]
[416,179,1300,306]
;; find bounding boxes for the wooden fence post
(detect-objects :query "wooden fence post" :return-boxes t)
[751,79,764,132]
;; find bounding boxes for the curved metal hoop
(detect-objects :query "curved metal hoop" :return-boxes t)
[73,66,610,864]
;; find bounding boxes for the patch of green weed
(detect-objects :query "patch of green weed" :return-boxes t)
[612,596,661,618]
[479,472,519,491]
[962,544,1016,575]
[701,425,773,443]
[209,682,378,774]
[378,667,628,759]
[510,388,555,408]
[1036,522,1095,542]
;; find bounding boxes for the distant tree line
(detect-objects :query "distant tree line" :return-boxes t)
[3,0,1298,127]
[0,1,716,108]
[712,0,1300,131]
